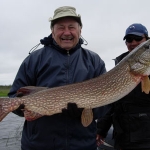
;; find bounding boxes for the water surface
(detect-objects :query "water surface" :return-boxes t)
[0,113,24,150]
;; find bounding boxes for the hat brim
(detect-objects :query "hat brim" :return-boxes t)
[123,32,144,40]
[49,15,81,21]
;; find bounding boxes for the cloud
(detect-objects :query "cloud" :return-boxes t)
[0,0,150,85]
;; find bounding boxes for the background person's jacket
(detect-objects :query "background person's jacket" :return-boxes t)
[8,35,107,150]
[97,52,150,150]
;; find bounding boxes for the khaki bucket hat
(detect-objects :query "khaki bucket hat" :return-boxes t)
[49,6,82,28]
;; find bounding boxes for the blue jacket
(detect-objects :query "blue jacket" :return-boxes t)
[9,36,106,150]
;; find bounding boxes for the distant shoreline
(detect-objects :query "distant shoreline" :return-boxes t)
[0,85,11,97]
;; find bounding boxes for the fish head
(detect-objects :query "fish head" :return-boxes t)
[127,39,150,76]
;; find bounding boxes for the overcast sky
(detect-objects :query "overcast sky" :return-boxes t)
[0,0,150,85]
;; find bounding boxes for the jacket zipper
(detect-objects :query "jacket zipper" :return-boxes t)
[66,51,70,84]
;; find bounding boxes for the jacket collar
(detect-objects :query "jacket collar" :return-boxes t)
[114,51,129,65]
[51,38,82,54]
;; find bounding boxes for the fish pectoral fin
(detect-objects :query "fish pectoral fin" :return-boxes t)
[24,109,43,121]
[141,76,150,94]
[81,108,93,127]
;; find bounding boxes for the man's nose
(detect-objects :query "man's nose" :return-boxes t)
[63,28,71,35]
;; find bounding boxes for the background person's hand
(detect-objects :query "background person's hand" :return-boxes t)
[96,134,105,146]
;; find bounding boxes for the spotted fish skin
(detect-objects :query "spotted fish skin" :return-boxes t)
[1,40,150,124]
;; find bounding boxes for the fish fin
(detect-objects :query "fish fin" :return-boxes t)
[17,86,48,96]
[0,98,9,121]
[81,108,93,127]
[141,76,150,94]
[23,109,43,121]
[0,112,9,122]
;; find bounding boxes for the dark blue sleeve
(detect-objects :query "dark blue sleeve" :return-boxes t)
[8,56,36,116]
[8,56,36,98]
[92,52,107,77]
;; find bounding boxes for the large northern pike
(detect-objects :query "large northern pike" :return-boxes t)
[1,39,150,127]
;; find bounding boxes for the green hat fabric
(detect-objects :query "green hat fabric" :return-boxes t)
[49,6,82,27]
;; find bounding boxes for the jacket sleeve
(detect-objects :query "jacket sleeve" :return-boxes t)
[8,57,35,97]
[8,56,36,116]
[96,104,114,138]
[92,52,106,76]
[84,48,106,77]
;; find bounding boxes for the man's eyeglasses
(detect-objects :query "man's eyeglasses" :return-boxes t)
[125,36,144,43]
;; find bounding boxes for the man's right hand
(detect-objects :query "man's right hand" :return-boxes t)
[13,92,25,117]
[15,90,43,120]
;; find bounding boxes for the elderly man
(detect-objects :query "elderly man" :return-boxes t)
[9,6,106,150]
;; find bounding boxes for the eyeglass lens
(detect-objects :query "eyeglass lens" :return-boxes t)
[126,36,144,43]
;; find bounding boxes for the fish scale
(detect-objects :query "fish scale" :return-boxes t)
[1,40,150,127]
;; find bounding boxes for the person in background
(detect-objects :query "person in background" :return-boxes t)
[8,6,107,150]
[96,23,150,150]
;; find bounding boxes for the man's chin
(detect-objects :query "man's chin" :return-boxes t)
[61,45,74,50]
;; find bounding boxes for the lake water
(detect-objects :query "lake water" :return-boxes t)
[0,113,24,150]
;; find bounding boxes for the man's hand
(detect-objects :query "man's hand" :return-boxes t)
[96,134,104,146]
[62,103,83,118]
[13,92,25,116]
[15,90,43,120]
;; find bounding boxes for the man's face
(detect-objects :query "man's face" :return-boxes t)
[51,17,81,50]
[125,34,147,52]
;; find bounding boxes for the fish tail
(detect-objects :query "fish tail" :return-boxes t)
[0,111,9,122]
[0,97,21,122]
[0,98,9,121]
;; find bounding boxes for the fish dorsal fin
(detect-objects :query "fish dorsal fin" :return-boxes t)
[81,108,93,127]
[141,76,150,94]
[17,86,47,96]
